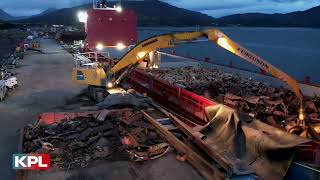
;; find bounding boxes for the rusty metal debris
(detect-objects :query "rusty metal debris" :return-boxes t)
[23,109,170,170]
[150,67,320,139]
[118,110,171,162]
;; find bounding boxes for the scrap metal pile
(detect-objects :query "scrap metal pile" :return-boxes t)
[23,109,170,170]
[150,67,320,138]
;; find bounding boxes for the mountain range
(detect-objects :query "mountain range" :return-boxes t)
[0,8,57,21]
[12,1,214,26]
[1,0,320,27]
[0,9,13,21]
[0,9,28,21]
[217,6,320,27]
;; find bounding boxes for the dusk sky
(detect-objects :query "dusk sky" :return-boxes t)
[0,0,320,17]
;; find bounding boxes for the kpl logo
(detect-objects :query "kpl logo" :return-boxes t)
[12,154,50,170]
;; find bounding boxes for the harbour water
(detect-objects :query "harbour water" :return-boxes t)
[138,27,320,84]
[1,27,318,83]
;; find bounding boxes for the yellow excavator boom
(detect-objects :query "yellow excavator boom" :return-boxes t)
[206,29,303,101]
[110,28,304,120]
[74,28,305,120]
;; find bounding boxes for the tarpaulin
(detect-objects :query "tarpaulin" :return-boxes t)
[192,104,309,179]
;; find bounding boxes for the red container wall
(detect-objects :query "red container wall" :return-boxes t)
[86,9,137,49]
[128,70,217,125]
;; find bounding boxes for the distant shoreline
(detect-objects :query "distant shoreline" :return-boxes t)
[2,23,319,30]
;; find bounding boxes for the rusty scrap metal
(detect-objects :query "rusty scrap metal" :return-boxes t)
[118,110,171,162]
[24,114,120,169]
[151,67,320,140]
[23,109,170,170]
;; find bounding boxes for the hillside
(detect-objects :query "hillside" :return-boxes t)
[11,1,320,27]
[216,5,320,27]
[0,9,13,21]
[15,0,215,26]
[0,9,29,21]
[39,8,58,15]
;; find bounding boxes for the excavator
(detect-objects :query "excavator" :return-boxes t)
[72,28,306,125]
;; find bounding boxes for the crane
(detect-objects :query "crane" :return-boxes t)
[72,28,305,123]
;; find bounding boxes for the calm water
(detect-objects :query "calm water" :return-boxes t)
[137,27,320,84]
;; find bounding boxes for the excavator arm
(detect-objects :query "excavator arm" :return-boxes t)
[110,28,305,121]
[110,31,205,73]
